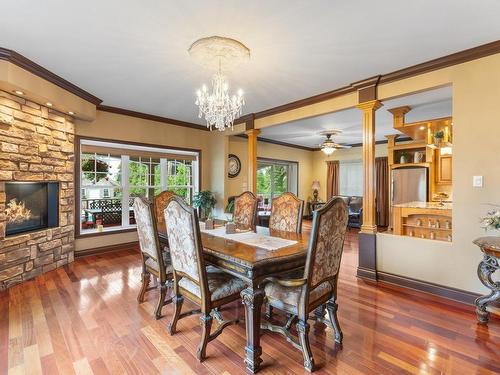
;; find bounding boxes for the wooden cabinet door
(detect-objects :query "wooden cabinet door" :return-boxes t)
[437,154,452,184]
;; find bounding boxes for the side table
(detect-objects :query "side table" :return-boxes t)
[473,236,500,324]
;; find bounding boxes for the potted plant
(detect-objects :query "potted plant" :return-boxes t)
[192,190,217,225]
[434,130,445,147]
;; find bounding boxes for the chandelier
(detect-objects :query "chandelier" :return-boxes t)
[189,36,249,131]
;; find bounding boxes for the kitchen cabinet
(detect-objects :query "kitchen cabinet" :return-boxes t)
[436,154,452,184]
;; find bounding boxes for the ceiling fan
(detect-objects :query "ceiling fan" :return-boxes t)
[319,130,351,155]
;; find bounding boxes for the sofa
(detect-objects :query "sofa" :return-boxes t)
[338,196,363,228]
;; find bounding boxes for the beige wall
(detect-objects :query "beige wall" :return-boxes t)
[376,53,500,294]
[75,110,226,251]
[0,60,96,120]
[312,145,388,202]
[226,136,314,203]
[52,49,500,295]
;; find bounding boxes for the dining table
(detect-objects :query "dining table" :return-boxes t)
[159,224,309,373]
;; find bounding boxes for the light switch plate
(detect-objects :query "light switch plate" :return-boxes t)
[473,175,483,187]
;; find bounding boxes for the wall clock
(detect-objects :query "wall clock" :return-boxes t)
[228,154,241,178]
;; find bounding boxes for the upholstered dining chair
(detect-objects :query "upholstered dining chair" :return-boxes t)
[233,191,258,230]
[133,197,173,320]
[261,196,349,372]
[164,195,246,361]
[154,190,176,237]
[269,192,304,233]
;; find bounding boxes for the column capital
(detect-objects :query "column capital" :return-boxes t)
[245,128,261,137]
[356,100,383,112]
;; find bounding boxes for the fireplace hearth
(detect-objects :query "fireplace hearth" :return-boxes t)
[5,182,59,236]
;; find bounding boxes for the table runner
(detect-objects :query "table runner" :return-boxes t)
[200,224,297,251]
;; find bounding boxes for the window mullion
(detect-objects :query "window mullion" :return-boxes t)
[121,155,130,227]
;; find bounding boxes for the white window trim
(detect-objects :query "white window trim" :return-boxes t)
[79,139,200,236]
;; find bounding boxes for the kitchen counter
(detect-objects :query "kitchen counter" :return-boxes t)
[393,201,453,210]
[393,202,452,242]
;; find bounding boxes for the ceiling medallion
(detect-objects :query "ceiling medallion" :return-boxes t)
[189,36,250,131]
[319,130,351,155]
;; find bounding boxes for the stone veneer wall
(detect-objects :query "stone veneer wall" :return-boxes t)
[0,90,75,290]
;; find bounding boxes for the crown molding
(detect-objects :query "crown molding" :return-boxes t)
[2,39,499,140]
[0,47,102,105]
[97,105,208,131]
[247,39,500,120]
[236,134,318,151]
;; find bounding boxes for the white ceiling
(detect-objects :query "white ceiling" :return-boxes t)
[260,86,452,147]
[0,1,498,126]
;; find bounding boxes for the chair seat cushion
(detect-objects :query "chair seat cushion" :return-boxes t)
[145,251,173,274]
[179,269,246,302]
[265,281,332,314]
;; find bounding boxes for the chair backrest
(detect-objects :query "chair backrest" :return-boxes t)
[133,197,167,279]
[304,196,348,291]
[233,191,258,230]
[154,190,176,235]
[269,192,304,233]
[164,196,209,301]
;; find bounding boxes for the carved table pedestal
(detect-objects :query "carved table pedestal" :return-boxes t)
[473,237,500,324]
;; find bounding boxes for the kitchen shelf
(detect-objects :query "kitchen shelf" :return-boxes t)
[391,162,430,169]
[402,224,452,231]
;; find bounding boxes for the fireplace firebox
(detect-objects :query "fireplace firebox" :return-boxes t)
[5,182,59,236]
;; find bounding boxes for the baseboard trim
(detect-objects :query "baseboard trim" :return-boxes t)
[356,267,377,281]
[377,271,486,306]
[75,241,139,258]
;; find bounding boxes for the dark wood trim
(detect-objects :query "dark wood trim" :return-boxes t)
[377,271,500,308]
[253,85,356,121]
[352,75,381,103]
[379,39,500,85]
[356,267,378,281]
[75,241,139,258]
[347,136,412,148]
[74,135,202,238]
[75,228,137,239]
[97,105,208,131]
[0,47,102,105]
[236,134,318,152]
[358,232,377,281]
[247,40,500,120]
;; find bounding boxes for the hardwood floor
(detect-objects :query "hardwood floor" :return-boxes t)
[1,227,499,374]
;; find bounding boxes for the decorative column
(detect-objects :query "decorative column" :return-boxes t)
[357,99,382,280]
[246,128,260,194]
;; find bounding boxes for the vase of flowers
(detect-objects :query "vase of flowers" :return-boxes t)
[480,207,500,231]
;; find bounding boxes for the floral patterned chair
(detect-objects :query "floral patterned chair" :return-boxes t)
[154,190,177,237]
[233,191,258,230]
[261,197,349,372]
[164,195,246,361]
[133,197,173,319]
[269,192,304,233]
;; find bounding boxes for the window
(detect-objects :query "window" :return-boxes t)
[257,158,298,206]
[79,139,199,235]
[339,160,363,196]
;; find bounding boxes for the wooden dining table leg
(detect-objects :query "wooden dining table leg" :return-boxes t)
[241,286,265,373]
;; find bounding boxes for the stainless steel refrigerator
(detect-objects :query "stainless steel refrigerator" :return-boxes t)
[390,167,428,227]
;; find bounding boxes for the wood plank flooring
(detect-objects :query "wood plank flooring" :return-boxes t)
[1,227,499,374]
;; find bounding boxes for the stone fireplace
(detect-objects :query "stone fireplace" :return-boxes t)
[0,90,75,290]
[4,182,59,236]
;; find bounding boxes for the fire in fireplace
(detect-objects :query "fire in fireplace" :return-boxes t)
[5,182,59,236]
